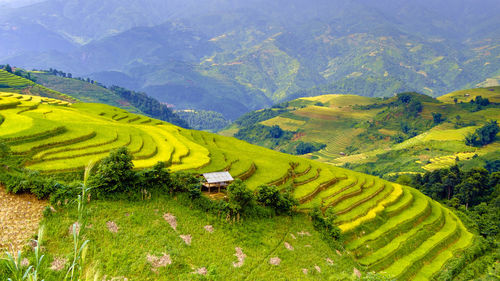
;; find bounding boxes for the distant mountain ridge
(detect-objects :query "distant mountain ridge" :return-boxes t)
[1,0,499,118]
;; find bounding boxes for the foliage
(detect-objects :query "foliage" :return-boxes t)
[295,141,326,155]
[255,185,297,214]
[0,171,58,199]
[175,110,230,131]
[88,147,136,198]
[227,180,255,219]
[234,124,294,146]
[310,207,342,242]
[110,86,188,128]
[432,112,444,124]
[465,120,499,147]
[411,165,499,238]
[136,161,172,192]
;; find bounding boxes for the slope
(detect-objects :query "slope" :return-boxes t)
[0,91,475,280]
[226,88,500,177]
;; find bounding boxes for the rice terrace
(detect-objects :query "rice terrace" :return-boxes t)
[1,0,500,280]
[1,67,491,280]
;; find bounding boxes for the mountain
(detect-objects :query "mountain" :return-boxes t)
[225,88,500,177]
[1,0,499,118]
[0,80,476,279]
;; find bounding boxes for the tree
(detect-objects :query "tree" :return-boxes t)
[310,207,342,241]
[269,125,283,138]
[136,161,172,192]
[89,147,136,197]
[465,121,499,147]
[256,185,297,214]
[432,112,443,124]
[4,64,12,73]
[227,180,255,220]
[455,168,490,209]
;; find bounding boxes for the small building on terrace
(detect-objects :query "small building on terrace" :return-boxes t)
[202,171,234,193]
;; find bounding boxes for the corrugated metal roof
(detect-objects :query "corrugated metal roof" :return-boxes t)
[202,171,234,183]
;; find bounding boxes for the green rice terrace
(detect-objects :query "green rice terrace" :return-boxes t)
[223,88,500,177]
[0,90,476,280]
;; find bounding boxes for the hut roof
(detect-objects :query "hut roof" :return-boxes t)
[202,172,234,184]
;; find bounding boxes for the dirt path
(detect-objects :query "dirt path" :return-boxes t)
[243,217,292,280]
[0,186,46,252]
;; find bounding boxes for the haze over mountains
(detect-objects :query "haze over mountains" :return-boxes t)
[1,0,500,118]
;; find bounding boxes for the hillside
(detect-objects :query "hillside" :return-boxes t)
[0,90,476,280]
[2,0,500,118]
[0,69,187,127]
[225,88,500,177]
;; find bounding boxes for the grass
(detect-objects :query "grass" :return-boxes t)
[40,195,357,280]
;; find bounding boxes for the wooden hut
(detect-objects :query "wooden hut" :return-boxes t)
[202,172,234,193]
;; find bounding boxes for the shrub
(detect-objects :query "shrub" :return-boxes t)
[88,147,136,198]
[255,185,297,214]
[136,161,172,192]
[227,179,255,220]
[310,207,343,241]
[0,171,58,199]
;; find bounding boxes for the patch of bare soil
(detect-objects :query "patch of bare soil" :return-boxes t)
[50,257,67,271]
[180,234,192,245]
[290,233,297,239]
[204,225,214,233]
[314,265,321,273]
[302,268,308,275]
[233,247,246,268]
[269,257,281,266]
[192,267,207,275]
[326,257,333,265]
[353,268,362,278]
[284,242,294,251]
[336,250,342,256]
[68,222,80,235]
[297,231,311,237]
[106,221,119,233]
[0,186,46,252]
[163,213,177,230]
[146,253,171,272]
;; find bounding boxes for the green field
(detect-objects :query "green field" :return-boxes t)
[40,195,359,280]
[0,88,477,279]
[228,88,500,176]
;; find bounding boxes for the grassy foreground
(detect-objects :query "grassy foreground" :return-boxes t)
[40,194,358,280]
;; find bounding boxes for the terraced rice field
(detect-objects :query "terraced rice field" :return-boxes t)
[0,93,475,279]
[0,70,34,88]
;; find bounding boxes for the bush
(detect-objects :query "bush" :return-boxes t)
[88,147,136,198]
[136,161,172,192]
[255,185,297,214]
[0,171,58,199]
[227,180,255,219]
[310,207,343,241]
